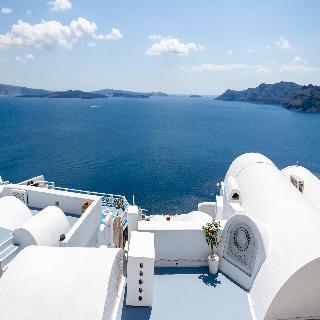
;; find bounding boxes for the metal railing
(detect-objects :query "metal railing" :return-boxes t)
[29,181,55,189]
[53,186,130,227]
[16,177,131,228]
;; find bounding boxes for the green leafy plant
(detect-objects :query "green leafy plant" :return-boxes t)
[202,219,222,255]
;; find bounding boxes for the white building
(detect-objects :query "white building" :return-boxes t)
[1,154,320,319]
[217,153,320,320]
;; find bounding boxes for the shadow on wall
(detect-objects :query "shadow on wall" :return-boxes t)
[121,287,152,320]
[121,306,152,320]
[198,273,221,287]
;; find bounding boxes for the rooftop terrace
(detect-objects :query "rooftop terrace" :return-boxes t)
[118,267,252,320]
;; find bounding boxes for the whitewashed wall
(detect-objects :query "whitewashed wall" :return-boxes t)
[0,184,99,215]
[0,185,102,247]
[62,198,101,247]
[138,220,214,266]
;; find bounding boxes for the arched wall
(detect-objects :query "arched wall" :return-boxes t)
[219,214,269,290]
[223,153,320,320]
[265,258,320,320]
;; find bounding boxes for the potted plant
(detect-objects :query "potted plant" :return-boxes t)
[202,219,222,274]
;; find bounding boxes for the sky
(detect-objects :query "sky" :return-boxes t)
[0,0,319,94]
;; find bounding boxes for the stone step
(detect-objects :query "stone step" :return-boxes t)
[0,244,19,272]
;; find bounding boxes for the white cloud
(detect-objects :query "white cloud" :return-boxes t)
[276,36,291,49]
[15,53,35,63]
[26,10,32,15]
[186,63,270,74]
[0,18,123,49]
[49,0,72,12]
[280,64,319,72]
[93,28,123,40]
[148,34,162,40]
[26,53,35,60]
[1,7,12,14]
[256,67,270,74]
[293,56,307,64]
[88,42,96,47]
[245,48,253,54]
[146,35,204,56]
[264,45,271,49]
[227,50,233,55]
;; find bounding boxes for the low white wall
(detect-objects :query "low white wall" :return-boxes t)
[0,185,102,247]
[63,197,102,247]
[138,221,211,266]
[198,202,217,218]
[0,185,98,215]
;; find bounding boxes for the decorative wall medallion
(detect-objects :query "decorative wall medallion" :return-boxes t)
[223,222,256,276]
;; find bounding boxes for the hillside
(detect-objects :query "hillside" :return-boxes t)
[216,82,320,112]
[0,84,50,96]
[216,82,301,105]
[284,85,320,112]
[19,90,106,99]
[93,89,168,97]
[0,84,168,99]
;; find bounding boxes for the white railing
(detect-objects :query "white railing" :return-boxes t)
[29,181,55,189]
[53,186,130,227]
[16,177,131,228]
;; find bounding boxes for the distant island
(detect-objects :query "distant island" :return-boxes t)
[94,89,167,98]
[0,84,168,99]
[111,92,149,98]
[0,84,50,96]
[216,81,320,112]
[19,90,106,99]
[190,95,202,98]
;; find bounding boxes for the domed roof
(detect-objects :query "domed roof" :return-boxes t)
[225,153,275,180]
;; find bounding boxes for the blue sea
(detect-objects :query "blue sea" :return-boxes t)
[1,96,320,214]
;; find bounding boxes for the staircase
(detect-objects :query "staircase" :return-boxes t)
[0,230,19,274]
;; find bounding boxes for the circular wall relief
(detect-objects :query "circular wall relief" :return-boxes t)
[233,227,250,252]
[223,221,257,276]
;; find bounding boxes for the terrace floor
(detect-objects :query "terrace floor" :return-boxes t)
[117,267,253,320]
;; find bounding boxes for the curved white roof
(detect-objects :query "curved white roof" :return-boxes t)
[282,165,320,212]
[13,206,70,248]
[225,153,275,179]
[224,153,320,320]
[0,246,124,320]
[0,196,32,230]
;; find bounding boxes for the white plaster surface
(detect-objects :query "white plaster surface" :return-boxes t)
[223,153,320,320]
[0,246,124,320]
[282,165,320,212]
[139,213,225,266]
[0,196,32,230]
[13,206,70,247]
[126,231,155,307]
[127,205,139,242]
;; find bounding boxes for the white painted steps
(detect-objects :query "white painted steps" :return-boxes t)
[0,244,19,271]
[0,234,14,252]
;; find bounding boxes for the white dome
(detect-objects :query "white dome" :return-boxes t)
[225,153,275,180]
[0,196,32,230]
[13,206,70,247]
